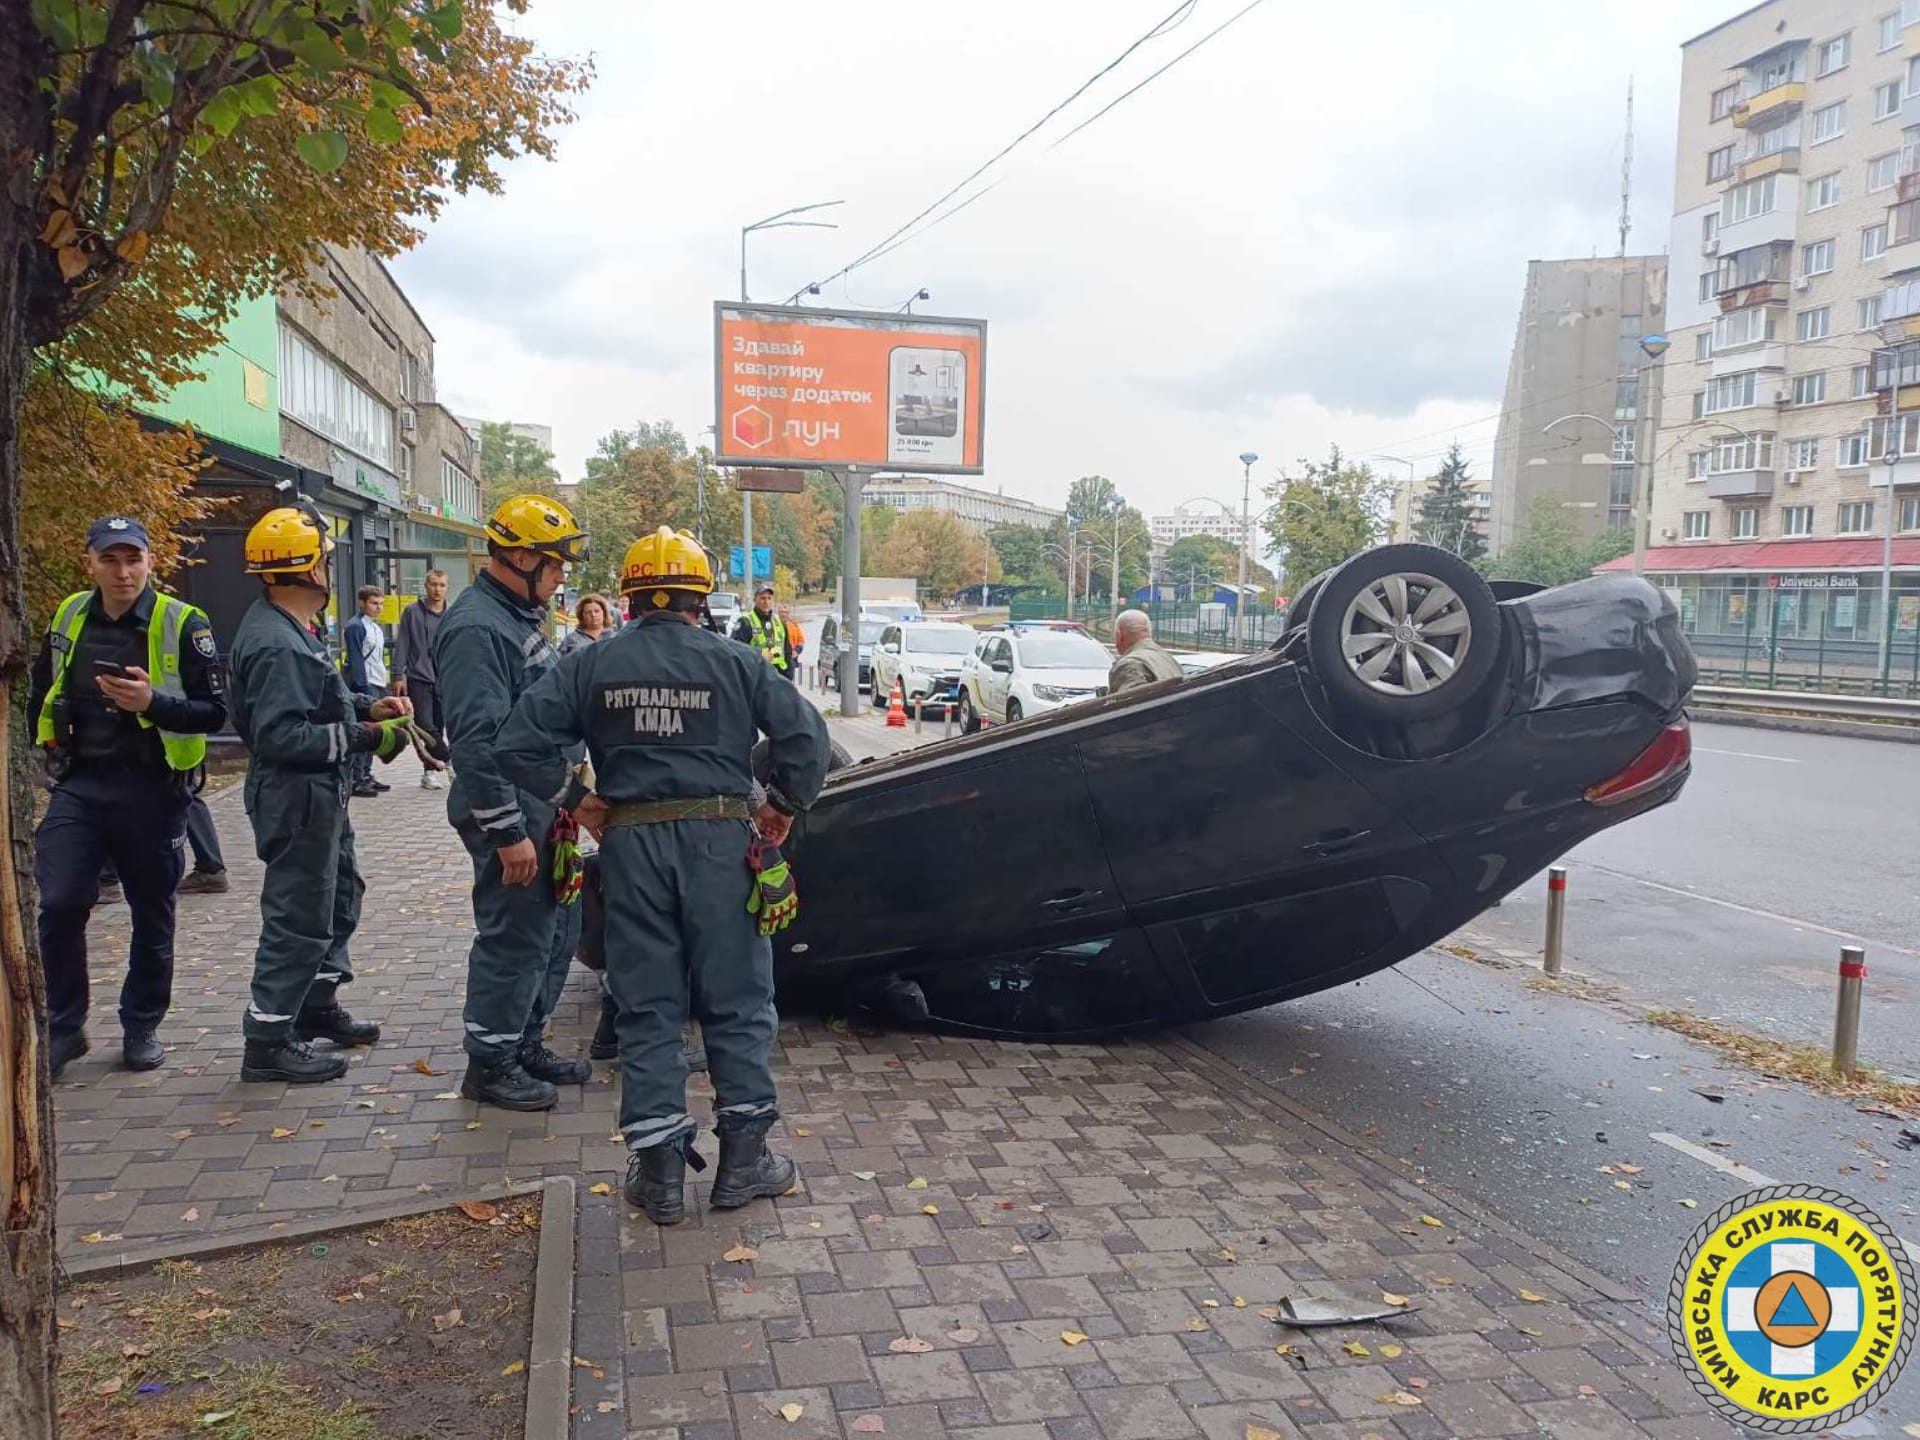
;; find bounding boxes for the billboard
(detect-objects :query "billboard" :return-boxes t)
[715,302,986,474]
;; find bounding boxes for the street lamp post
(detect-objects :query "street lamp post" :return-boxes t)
[1108,493,1128,617]
[1880,442,1899,689]
[1368,455,1418,542]
[1632,333,1671,577]
[1235,452,1259,647]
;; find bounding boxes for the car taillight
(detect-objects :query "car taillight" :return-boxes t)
[1584,718,1691,807]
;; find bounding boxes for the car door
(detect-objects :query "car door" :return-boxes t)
[962,636,988,711]
[875,625,900,698]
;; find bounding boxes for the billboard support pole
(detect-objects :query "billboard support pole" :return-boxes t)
[839,467,865,717]
[742,491,753,596]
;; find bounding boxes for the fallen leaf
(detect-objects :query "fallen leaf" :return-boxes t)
[1217,1247,1236,1261]
[1060,1330,1089,1346]
[355,1099,377,1109]
[1578,1384,1598,1397]
[432,1306,462,1332]
[889,1336,934,1354]
[1201,1298,1220,1308]
[1518,1289,1547,1303]
[1376,1391,1424,1407]
[851,1170,877,1181]
[1381,1291,1409,1306]
[905,1177,928,1190]
[1233,1296,1248,1308]
[122,1343,151,1359]
[169,1128,192,1140]
[457,1201,498,1223]
[947,1328,979,1344]
[1612,1180,1632,1191]
[1679,1198,1698,1209]
[188,1307,230,1321]
[587,1183,613,1196]
[724,1244,760,1263]
[920,1204,939,1215]
[1380,1343,1403,1358]
[432,1092,459,1101]
[1246,1427,1285,1440]
[1184,1317,1209,1332]
[778,1402,805,1423]
[180,1208,199,1223]
[1432,1276,1454,1286]
[500,1360,525,1376]
[1408,1377,1430,1390]
[1617,1163,1644,1175]
[1257,1306,1279,1321]
[850,1417,885,1434]
[595,1401,617,1413]
[1596,1165,1616,1175]
[465,1122,483,1131]
[1903,1426,1920,1439]
[793,1127,813,1136]
[1272,1344,1293,1356]
[198,1412,237,1427]
[1517,1325,1542,1336]
[1418,1214,1443,1228]
[270,1127,295,1139]
[95,1376,124,1396]
[1343,1342,1371,1356]
[413,1058,447,1076]
[79,1231,105,1245]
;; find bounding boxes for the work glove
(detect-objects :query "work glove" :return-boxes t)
[744,835,798,936]
[549,808,584,906]
[406,720,449,770]
[364,716,412,763]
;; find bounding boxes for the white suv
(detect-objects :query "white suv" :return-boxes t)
[870,621,976,713]
[957,629,1112,731]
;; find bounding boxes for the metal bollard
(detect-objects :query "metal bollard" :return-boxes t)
[1543,865,1568,975]
[913,697,924,734]
[943,704,953,740]
[1834,945,1867,1079]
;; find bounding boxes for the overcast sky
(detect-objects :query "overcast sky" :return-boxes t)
[390,0,1739,518]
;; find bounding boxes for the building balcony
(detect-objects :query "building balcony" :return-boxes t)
[1717,280,1789,310]
[1706,469,1776,499]
[1711,342,1786,377]
[1736,148,1800,183]
[1732,81,1805,128]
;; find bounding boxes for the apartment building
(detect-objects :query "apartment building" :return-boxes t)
[456,415,555,455]
[1487,257,1667,552]
[1643,0,1920,662]
[1147,501,1258,552]
[863,475,1063,532]
[1388,472,1496,545]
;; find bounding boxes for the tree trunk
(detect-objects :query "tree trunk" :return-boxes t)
[0,8,60,1436]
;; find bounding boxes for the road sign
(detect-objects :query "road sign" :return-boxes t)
[728,545,772,582]
[714,302,987,474]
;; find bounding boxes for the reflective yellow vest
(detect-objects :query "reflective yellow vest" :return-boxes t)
[35,589,209,771]
[743,609,789,671]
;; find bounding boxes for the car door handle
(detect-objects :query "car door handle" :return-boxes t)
[1303,828,1372,857]
[1041,888,1104,913]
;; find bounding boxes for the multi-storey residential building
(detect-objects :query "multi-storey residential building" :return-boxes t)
[1147,501,1258,552]
[863,475,1063,532]
[1637,0,1920,669]
[456,415,555,456]
[1388,470,1496,545]
[1488,257,1668,552]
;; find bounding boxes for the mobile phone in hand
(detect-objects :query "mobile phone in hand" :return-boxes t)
[92,660,132,680]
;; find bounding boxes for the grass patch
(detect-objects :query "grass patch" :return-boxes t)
[1646,1010,1919,1113]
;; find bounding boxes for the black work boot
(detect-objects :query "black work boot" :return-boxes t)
[295,1004,381,1047]
[624,1144,692,1225]
[241,1037,349,1084]
[709,1124,798,1210]
[122,1028,165,1072]
[519,1038,590,1086]
[49,1029,89,1080]
[460,1058,558,1112]
[589,1001,618,1061]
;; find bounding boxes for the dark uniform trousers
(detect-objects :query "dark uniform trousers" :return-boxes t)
[36,767,188,1038]
[456,804,578,1063]
[242,767,363,1040]
[601,817,777,1152]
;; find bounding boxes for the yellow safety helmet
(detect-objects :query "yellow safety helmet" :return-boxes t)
[244,505,333,575]
[485,493,588,563]
[621,527,714,609]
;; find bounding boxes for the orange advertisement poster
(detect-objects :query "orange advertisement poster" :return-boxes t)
[714,303,986,473]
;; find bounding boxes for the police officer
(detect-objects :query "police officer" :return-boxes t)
[437,494,592,1111]
[496,528,829,1224]
[31,516,227,1077]
[732,585,794,676]
[229,505,414,1083]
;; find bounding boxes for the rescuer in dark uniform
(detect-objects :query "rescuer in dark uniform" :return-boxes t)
[31,516,227,1078]
[496,527,829,1224]
[436,494,592,1112]
[228,505,415,1084]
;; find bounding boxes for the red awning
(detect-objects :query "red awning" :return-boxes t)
[1597,538,1920,574]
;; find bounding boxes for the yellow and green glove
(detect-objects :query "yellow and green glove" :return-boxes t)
[549,809,584,906]
[365,716,412,763]
[745,836,798,936]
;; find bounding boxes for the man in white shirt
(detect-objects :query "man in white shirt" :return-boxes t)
[343,586,390,798]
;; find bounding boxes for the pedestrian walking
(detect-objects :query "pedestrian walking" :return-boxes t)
[498,527,830,1225]
[31,515,228,1078]
[229,505,414,1084]
[732,584,794,677]
[560,593,616,656]
[343,585,390,797]
[436,494,593,1112]
[392,569,450,791]
[780,601,805,673]
[178,793,230,893]
[1107,609,1185,694]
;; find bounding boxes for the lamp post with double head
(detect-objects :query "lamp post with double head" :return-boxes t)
[1235,452,1259,647]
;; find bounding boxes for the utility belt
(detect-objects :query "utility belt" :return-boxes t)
[604,795,751,828]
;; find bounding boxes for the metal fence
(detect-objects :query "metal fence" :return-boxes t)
[1007,596,1287,652]
[1656,579,1920,697]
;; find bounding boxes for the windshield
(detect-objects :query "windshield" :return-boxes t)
[711,593,741,609]
[859,622,887,644]
[905,627,976,656]
[1017,633,1112,669]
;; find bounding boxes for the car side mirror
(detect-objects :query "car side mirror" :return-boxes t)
[991,658,1013,673]
[883,642,900,654]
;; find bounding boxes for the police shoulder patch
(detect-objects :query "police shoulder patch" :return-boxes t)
[191,626,217,658]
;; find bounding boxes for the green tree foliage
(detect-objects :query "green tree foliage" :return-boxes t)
[1484,510,1633,588]
[477,421,559,510]
[1413,442,1488,562]
[1157,533,1276,597]
[870,510,998,600]
[1263,446,1395,586]
[987,523,1056,588]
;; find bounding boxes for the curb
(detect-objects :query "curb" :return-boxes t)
[524,1173,576,1440]
[1690,705,1920,745]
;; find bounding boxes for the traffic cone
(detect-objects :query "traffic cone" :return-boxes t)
[885,677,907,728]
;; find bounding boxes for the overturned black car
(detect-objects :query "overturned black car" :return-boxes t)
[582,545,1696,1042]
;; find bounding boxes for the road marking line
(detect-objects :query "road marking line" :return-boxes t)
[1694,746,1801,763]
[1581,864,1919,960]
[1650,1132,1919,1258]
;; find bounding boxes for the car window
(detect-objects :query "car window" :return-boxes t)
[859,621,887,644]
[1015,633,1112,669]
[904,626,977,655]
[822,619,837,645]
[882,627,899,649]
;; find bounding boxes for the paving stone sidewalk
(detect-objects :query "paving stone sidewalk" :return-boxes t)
[53,750,1735,1439]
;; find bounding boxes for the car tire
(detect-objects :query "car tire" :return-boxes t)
[1284,567,1334,635]
[958,690,980,734]
[751,736,854,785]
[1005,698,1023,724]
[1304,543,1500,723]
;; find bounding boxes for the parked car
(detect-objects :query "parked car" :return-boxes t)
[869,621,977,712]
[707,591,743,631]
[819,615,888,692]
[581,546,1696,1043]
[1168,650,1233,677]
[957,629,1112,731]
